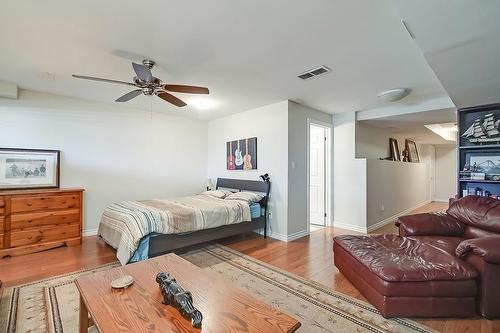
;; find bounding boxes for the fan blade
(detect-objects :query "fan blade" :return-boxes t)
[72,74,135,86]
[132,62,153,83]
[157,91,187,107]
[162,84,209,94]
[115,90,142,102]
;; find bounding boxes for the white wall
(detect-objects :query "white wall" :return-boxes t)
[355,122,433,229]
[207,101,289,238]
[366,160,430,229]
[0,90,208,234]
[287,101,332,236]
[434,145,457,201]
[333,115,434,232]
[333,112,367,232]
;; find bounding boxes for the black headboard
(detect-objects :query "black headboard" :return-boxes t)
[216,178,270,194]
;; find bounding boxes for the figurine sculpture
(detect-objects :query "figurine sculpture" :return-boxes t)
[156,272,203,328]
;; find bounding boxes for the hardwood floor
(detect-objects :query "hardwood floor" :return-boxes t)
[0,235,116,287]
[1,201,499,332]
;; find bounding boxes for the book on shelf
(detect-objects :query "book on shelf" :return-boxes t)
[471,172,486,180]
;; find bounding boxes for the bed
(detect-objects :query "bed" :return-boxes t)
[98,178,270,265]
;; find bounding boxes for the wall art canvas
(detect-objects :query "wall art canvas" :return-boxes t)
[0,148,60,190]
[227,137,257,170]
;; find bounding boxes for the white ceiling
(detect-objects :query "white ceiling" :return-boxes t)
[360,107,457,145]
[396,0,500,109]
[0,0,448,119]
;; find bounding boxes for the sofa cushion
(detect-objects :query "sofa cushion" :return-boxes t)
[407,236,464,255]
[456,237,500,264]
[334,234,478,282]
[447,195,500,234]
[395,212,465,237]
[463,225,500,239]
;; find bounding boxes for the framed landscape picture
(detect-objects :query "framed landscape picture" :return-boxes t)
[0,148,60,190]
[227,137,257,170]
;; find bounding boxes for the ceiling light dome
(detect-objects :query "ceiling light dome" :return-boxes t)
[377,88,411,102]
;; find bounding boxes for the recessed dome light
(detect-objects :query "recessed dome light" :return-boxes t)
[377,88,411,102]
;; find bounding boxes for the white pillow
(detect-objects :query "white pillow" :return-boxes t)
[200,190,232,199]
[225,191,265,204]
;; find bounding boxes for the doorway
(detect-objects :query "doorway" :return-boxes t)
[308,122,331,231]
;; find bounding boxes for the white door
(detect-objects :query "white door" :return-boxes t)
[309,124,326,226]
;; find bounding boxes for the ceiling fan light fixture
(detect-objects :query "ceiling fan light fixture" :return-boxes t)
[189,97,217,110]
[377,88,411,102]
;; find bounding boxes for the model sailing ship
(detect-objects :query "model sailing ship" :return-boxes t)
[462,113,500,143]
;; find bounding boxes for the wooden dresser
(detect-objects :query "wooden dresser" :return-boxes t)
[0,188,84,258]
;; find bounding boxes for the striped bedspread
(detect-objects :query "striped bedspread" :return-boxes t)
[98,194,251,265]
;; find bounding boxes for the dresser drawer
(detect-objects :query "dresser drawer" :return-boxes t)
[10,209,80,230]
[11,194,80,213]
[0,234,3,249]
[10,223,80,247]
[0,216,4,233]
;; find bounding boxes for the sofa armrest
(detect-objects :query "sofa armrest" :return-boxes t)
[456,237,500,264]
[394,212,465,237]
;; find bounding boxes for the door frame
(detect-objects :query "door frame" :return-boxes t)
[306,119,332,234]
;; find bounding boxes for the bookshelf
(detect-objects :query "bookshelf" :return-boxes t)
[458,103,500,198]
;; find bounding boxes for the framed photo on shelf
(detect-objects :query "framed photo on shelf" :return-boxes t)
[0,148,60,190]
[405,139,419,163]
[389,138,400,161]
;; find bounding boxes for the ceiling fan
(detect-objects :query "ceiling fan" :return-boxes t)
[72,60,209,107]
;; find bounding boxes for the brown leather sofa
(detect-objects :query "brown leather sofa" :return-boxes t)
[333,195,500,319]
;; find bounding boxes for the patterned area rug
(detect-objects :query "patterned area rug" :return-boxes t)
[0,244,436,333]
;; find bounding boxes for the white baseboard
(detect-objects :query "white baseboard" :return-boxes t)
[332,222,367,233]
[367,200,431,232]
[432,198,449,203]
[255,228,309,242]
[83,228,98,237]
[286,229,309,241]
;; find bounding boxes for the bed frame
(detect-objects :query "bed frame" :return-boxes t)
[148,177,271,258]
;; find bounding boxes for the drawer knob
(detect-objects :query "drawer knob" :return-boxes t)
[27,202,32,207]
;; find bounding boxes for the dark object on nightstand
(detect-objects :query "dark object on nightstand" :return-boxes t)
[260,173,270,182]
[156,272,203,328]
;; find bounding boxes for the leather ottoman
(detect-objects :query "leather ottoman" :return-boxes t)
[333,234,478,318]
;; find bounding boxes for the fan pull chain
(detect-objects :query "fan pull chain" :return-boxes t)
[149,95,153,120]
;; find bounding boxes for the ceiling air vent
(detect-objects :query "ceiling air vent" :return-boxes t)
[297,65,331,80]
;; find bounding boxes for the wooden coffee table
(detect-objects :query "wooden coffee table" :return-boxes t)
[75,253,301,332]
